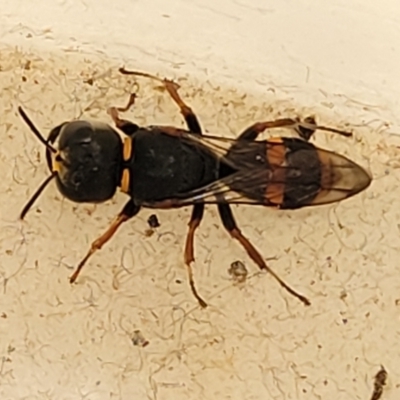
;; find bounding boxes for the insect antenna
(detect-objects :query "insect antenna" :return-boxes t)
[18,106,58,219]
[20,172,57,219]
[18,106,57,153]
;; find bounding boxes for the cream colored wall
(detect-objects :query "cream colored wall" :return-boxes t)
[0,1,399,399]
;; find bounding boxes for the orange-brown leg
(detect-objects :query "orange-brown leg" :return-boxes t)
[184,204,207,308]
[168,85,208,307]
[119,68,202,133]
[217,203,311,306]
[70,200,140,283]
[107,99,139,137]
[120,68,208,307]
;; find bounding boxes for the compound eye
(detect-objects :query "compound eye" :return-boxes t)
[55,154,62,163]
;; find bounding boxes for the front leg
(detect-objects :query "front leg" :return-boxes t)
[119,68,202,134]
[107,94,139,136]
[154,74,208,307]
[70,199,140,283]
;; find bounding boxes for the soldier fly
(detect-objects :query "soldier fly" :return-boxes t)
[18,69,371,308]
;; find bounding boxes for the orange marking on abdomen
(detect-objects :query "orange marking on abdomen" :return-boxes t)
[265,140,287,206]
[316,149,333,189]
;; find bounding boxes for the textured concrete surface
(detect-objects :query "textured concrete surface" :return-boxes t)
[1,1,400,399]
[0,47,398,400]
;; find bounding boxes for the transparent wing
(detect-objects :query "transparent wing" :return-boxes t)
[148,132,370,209]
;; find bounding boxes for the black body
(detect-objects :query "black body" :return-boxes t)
[129,128,221,204]
[45,121,337,210]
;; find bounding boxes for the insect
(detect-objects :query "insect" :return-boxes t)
[18,69,371,308]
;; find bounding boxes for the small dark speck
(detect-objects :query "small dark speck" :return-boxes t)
[370,366,387,400]
[96,381,101,386]
[148,214,160,228]
[342,319,348,324]
[132,330,149,347]
[144,229,155,237]
[175,279,182,284]
[162,14,170,18]
[85,78,94,85]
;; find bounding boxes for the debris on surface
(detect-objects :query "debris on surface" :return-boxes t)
[147,214,160,228]
[228,260,248,284]
[131,330,149,347]
[370,365,387,400]
[145,214,161,236]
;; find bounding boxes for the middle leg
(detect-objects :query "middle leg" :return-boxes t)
[110,73,208,306]
[128,71,209,307]
[169,84,208,308]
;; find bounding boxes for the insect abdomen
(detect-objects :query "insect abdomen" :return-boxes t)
[265,137,371,209]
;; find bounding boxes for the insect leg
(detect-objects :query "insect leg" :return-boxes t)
[238,118,352,141]
[238,119,303,141]
[70,200,141,283]
[107,95,139,137]
[174,94,208,307]
[184,204,207,308]
[119,68,202,134]
[294,116,352,141]
[162,79,202,134]
[217,203,310,306]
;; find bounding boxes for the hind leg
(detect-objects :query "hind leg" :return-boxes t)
[217,203,310,306]
[237,117,352,142]
[160,78,310,306]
